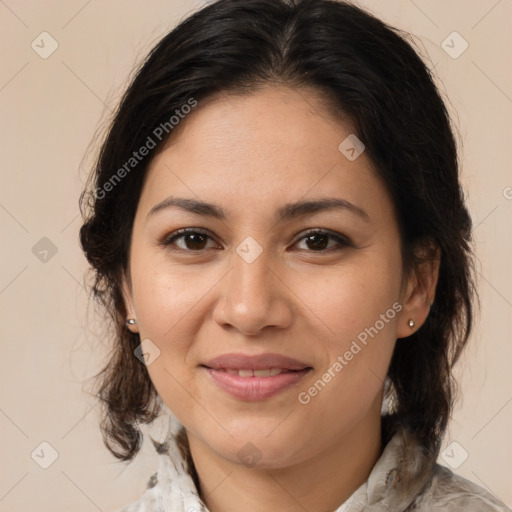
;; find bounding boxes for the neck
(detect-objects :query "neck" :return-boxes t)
[187,401,383,512]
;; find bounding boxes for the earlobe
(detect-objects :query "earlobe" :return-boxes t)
[396,244,440,339]
[121,274,139,333]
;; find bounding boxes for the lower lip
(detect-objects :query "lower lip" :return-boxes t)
[203,367,311,401]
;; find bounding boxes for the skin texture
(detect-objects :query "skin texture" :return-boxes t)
[122,86,439,512]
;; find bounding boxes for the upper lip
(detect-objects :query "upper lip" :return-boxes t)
[202,353,311,371]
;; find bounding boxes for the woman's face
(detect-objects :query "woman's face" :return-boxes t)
[123,85,420,468]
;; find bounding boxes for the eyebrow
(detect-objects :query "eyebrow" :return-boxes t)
[147,196,370,223]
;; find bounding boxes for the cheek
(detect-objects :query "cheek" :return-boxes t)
[133,268,204,419]
[293,255,402,345]
[130,259,232,406]
[291,258,401,408]
[132,261,213,338]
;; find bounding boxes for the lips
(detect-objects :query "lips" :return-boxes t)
[201,353,312,400]
[202,352,310,371]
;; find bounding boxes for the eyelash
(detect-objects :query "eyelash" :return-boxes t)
[159,227,353,253]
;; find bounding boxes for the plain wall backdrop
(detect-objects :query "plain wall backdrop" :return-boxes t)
[1,1,511,510]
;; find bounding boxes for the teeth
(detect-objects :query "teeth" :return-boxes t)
[254,369,273,377]
[221,368,285,377]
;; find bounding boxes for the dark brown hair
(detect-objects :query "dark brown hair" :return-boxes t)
[79,0,475,464]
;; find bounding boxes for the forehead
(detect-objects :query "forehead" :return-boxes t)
[137,85,393,224]
[162,85,352,164]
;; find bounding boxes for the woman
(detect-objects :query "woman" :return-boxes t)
[79,0,510,510]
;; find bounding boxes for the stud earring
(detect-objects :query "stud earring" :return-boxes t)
[126,318,137,326]
[408,319,415,328]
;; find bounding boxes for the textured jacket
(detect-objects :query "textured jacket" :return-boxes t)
[121,418,510,512]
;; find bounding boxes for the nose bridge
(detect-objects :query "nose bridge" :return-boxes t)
[213,243,292,334]
[233,246,272,299]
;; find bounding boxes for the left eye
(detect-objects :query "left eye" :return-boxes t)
[293,230,351,251]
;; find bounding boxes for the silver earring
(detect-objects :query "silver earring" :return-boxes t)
[408,319,415,328]
[126,318,137,325]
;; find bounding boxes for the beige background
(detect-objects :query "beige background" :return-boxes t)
[1,1,511,510]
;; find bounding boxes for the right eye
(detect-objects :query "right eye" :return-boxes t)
[160,228,221,252]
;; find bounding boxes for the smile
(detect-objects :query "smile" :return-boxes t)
[200,352,313,400]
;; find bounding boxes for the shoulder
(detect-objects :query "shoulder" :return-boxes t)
[119,472,164,512]
[411,463,511,511]
[118,449,207,512]
[370,425,510,511]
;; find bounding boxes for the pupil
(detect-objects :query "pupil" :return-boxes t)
[186,233,207,250]
[307,234,328,250]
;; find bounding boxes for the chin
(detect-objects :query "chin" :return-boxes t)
[203,424,307,469]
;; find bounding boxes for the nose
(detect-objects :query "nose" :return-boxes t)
[212,248,293,336]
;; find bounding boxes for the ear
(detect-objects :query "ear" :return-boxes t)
[396,241,440,339]
[121,272,139,333]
